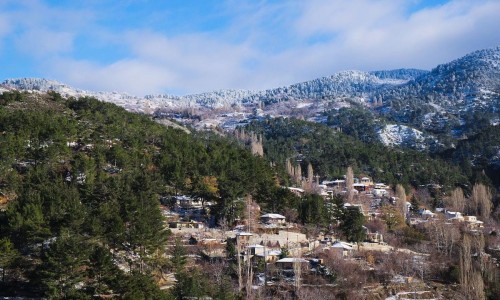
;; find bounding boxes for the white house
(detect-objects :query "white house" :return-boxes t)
[445,211,464,221]
[260,213,286,225]
[247,244,265,256]
[373,188,388,197]
[464,215,484,229]
[329,241,354,257]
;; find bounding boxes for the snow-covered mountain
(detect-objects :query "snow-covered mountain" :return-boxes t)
[1,46,499,150]
[376,47,500,136]
[0,69,426,111]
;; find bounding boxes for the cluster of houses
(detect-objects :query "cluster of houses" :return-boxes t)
[287,175,390,200]
[410,208,484,230]
[159,173,488,289]
[162,201,388,287]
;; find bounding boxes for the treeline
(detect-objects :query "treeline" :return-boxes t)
[0,93,290,298]
[244,117,469,189]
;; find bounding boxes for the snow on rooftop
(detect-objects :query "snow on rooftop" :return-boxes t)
[237,232,253,236]
[331,241,354,250]
[261,213,286,219]
[276,257,308,263]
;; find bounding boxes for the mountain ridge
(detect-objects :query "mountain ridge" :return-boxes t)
[1,46,499,150]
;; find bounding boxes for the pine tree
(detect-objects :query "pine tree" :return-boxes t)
[0,238,19,283]
[36,235,90,299]
[171,237,187,273]
[340,208,365,247]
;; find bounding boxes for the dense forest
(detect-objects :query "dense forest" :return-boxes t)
[0,91,291,298]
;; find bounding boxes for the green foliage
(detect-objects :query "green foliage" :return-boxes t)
[0,93,283,297]
[299,194,328,225]
[326,106,381,143]
[171,269,211,300]
[0,238,19,283]
[121,271,170,300]
[170,238,187,273]
[339,208,365,244]
[410,195,420,214]
[380,205,405,231]
[245,117,469,188]
[280,246,290,259]
[0,91,25,105]
[398,226,426,246]
[441,125,500,186]
[35,235,90,299]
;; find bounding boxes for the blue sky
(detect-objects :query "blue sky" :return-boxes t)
[0,0,499,95]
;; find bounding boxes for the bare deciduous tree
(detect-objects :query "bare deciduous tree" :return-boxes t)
[307,163,314,191]
[459,232,486,300]
[295,164,302,186]
[396,184,407,222]
[446,187,466,213]
[471,183,492,219]
[346,166,354,203]
[250,133,264,157]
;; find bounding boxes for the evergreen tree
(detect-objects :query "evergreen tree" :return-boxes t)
[0,238,19,283]
[339,208,365,245]
[36,235,90,299]
[170,238,187,273]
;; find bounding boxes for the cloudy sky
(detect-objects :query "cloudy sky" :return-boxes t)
[0,0,499,96]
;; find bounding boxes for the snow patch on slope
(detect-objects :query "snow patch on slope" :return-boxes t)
[378,124,432,150]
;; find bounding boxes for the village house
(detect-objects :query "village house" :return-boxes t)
[420,209,436,220]
[322,179,345,192]
[168,220,204,229]
[287,187,305,197]
[175,195,202,209]
[344,203,365,215]
[236,232,253,246]
[353,183,368,192]
[464,215,484,229]
[247,244,265,256]
[360,176,374,186]
[255,249,282,263]
[328,241,354,258]
[275,257,309,270]
[364,227,384,244]
[260,213,286,225]
[445,210,464,222]
[372,188,388,197]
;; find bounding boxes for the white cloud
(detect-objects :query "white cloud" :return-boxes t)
[15,29,74,57]
[287,0,500,72]
[47,31,258,95]
[1,0,499,95]
[47,58,176,96]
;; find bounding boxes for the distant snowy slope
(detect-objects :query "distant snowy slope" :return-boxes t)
[382,47,500,101]
[369,69,429,81]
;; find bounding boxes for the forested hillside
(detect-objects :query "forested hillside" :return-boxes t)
[0,91,497,298]
[0,91,284,298]
[244,118,474,189]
